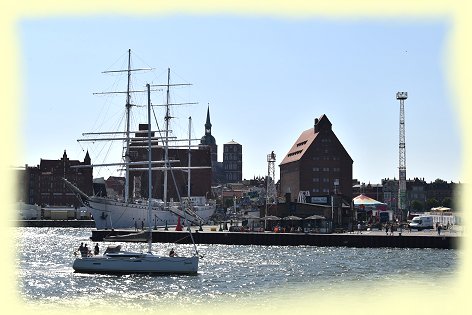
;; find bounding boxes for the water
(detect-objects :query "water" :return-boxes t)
[15,227,459,312]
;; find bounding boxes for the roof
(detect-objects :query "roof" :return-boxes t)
[279,127,318,165]
[225,140,240,145]
[280,114,352,165]
[353,194,386,205]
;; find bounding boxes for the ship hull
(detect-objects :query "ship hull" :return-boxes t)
[87,197,215,230]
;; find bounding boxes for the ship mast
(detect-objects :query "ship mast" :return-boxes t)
[150,68,196,206]
[163,68,171,208]
[124,49,132,203]
[89,49,153,202]
[146,83,153,252]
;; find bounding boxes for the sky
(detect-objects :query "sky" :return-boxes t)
[18,15,462,184]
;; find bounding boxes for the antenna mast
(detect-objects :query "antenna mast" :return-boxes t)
[396,91,408,220]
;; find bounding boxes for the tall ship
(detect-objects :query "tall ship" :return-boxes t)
[65,49,216,230]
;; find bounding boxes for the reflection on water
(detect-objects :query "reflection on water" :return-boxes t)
[15,227,458,309]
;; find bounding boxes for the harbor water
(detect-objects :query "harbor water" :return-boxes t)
[14,227,460,313]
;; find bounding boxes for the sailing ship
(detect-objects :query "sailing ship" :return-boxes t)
[72,83,199,274]
[65,49,215,230]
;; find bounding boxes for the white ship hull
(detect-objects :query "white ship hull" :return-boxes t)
[73,252,198,274]
[87,197,215,230]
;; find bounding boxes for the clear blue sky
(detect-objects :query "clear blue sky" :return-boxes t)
[18,15,462,184]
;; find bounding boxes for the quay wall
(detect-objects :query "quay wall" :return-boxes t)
[14,220,96,228]
[91,230,459,249]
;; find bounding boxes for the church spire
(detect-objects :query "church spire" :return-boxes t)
[84,150,91,165]
[205,104,212,134]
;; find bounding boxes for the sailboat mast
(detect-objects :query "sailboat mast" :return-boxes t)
[188,117,192,199]
[146,83,153,253]
[163,68,171,207]
[124,48,132,203]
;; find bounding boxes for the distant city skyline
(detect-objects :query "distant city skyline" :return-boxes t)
[18,16,462,185]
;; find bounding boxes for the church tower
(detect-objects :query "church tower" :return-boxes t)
[200,105,218,162]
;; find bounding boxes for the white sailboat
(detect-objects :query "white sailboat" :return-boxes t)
[72,83,199,274]
[65,49,215,230]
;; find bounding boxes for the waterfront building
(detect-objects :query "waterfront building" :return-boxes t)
[17,150,93,208]
[382,177,458,214]
[128,123,212,201]
[279,115,353,202]
[223,140,243,183]
[279,114,353,226]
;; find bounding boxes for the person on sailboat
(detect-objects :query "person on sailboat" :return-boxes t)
[76,243,84,256]
[94,243,99,255]
[169,248,176,257]
[84,244,90,257]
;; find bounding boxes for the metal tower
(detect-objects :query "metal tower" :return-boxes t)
[396,92,408,219]
[265,151,277,216]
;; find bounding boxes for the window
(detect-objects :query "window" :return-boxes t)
[323,178,329,183]
[323,167,329,172]
[296,140,307,147]
[313,167,319,171]
[313,178,319,182]
[287,150,303,157]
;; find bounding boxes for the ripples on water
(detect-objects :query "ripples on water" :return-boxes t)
[14,227,458,310]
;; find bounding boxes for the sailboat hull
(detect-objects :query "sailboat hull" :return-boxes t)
[73,253,199,274]
[87,197,215,230]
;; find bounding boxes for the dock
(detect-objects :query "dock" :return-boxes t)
[14,220,96,228]
[91,227,460,249]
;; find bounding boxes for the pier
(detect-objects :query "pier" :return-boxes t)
[15,220,95,228]
[91,227,459,249]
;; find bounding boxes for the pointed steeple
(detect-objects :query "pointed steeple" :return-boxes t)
[84,150,91,165]
[205,104,212,134]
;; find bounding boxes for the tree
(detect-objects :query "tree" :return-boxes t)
[425,198,439,210]
[411,200,424,212]
[434,178,447,184]
[442,197,453,209]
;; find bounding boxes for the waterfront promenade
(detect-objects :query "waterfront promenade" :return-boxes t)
[90,225,461,249]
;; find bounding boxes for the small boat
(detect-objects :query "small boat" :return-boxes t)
[72,80,199,275]
[102,231,149,242]
[73,246,198,275]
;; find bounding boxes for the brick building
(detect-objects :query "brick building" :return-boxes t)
[223,140,243,183]
[278,115,353,226]
[17,150,93,207]
[279,114,353,202]
[128,124,212,201]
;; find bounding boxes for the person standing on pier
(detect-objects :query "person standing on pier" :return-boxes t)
[94,243,99,255]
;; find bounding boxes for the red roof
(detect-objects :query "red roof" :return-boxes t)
[280,127,318,165]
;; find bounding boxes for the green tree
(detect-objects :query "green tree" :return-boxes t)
[425,198,439,210]
[442,197,453,208]
[411,200,424,212]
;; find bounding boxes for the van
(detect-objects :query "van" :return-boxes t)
[409,215,433,230]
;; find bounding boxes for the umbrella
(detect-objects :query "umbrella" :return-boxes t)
[242,213,260,219]
[283,215,302,220]
[431,207,451,212]
[260,215,281,220]
[353,194,386,206]
[305,215,325,220]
